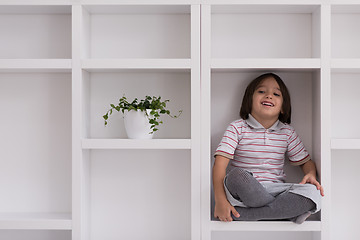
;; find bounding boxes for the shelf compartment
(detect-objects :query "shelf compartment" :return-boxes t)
[0,59,72,72]
[82,70,191,139]
[211,58,321,69]
[209,220,321,232]
[210,4,321,59]
[332,5,360,58]
[331,139,360,149]
[0,5,71,59]
[82,5,191,59]
[0,213,71,230]
[82,59,191,70]
[88,149,191,240]
[206,69,322,222]
[82,139,191,149]
[0,73,72,215]
[331,72,360,139]
[332,150,360,240]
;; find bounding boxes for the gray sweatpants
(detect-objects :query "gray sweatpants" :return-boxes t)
[224,168,317,223]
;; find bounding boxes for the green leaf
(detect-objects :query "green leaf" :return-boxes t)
[103,94,182,132]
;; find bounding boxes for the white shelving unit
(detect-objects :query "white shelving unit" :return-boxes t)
[1,0,359,240]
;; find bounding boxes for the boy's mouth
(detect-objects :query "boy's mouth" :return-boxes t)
[261,101,274,107]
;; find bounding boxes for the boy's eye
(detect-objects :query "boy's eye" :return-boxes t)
[258,90,265,94]
[274,93,281,97]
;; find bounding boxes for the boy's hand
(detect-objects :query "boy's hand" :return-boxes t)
[299,174,325,196]
[214,199,240,222]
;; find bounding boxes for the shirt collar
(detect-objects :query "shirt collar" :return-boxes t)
[246,114,284,131]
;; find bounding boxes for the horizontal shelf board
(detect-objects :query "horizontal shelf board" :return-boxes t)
[331,139,360,149]
[210,3,321,14]
[331,59,360,69]
[82,139,192,149]
[0,213,71,230]
[82,59,192,70]
[332,4,360,13]
[0,59,72,72]
[0,5,71,14]
[211,58,321,69]
[209,220,321,232]
[83,4,191,14]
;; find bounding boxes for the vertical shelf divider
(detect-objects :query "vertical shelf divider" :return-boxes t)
[72,5,90,240]
[200,4,212,240]
[191,4,202,240]
[320,3,332,240]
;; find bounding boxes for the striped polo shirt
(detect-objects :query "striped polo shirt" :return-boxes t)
[215,114,311,183]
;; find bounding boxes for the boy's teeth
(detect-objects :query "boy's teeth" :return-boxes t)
[262,102,273,107]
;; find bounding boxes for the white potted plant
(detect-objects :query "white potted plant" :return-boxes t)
[103,95,182,139]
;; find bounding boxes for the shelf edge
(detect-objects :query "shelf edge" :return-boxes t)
[0,213,72,230]
[209,220,322,232]
[331,139,360,150]
[82,59,192,69]
[211,58,321,69]
[331,59,360,69]
[0,59,72,71]
[82,139,192,149]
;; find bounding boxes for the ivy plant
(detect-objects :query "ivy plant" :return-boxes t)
[103,95,182,133]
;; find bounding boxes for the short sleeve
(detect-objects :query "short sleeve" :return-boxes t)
[287,129,311,165]
[214,123,242,160]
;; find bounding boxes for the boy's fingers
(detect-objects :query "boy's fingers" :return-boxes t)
[320,185,325,196]
[299,175,309,184]
[312,180,325,196]
[231,207,240,218]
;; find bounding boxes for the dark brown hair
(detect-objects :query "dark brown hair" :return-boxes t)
[239,73,292,124]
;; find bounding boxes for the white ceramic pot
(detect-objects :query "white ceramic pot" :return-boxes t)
[123,109,154,139]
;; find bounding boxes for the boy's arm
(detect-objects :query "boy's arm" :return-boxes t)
[299,159,325,196]
[213,155,240,221]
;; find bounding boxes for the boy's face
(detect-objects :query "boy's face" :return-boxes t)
[251,77,283,123]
